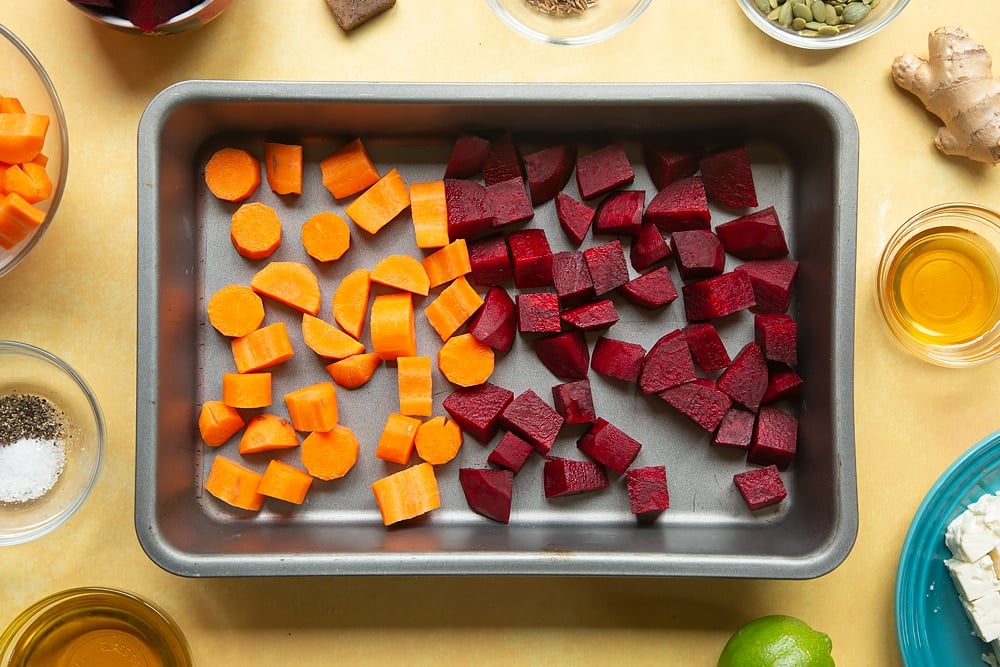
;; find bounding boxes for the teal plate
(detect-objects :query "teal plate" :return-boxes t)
[896,429,1000,665]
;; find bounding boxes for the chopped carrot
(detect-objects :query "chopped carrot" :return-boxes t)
[263,142,303,195]
[0,191,45,250]
[221,372,272,408]
[438,333,495,387]
[301,313,365,359]
[204,147,260,202]
[320,138,379,199]
[370,292,417,361]
[231,321,295,373]
[283,381,339,432]
[370,462,441,525]
[251,261,322,315]
[397,356,432,417]
[29,152,47,168]
[332,268,371,339]
[206,284,265,338]
[414,416,463,465]
[198,400,246,447]
[344,168,410,235]
[423,276,484,342]
[301,211,351,262]
[300,425,360,480]
[2,162,52,204]
[371,254,430,296]
[409,180,448,249]
[0,97,25,114]
[0,113,49,164]
[239,413,299,455]
[375,412,423,465]
[257,459,313,504]
[422,239,471,289]
[204,454,265,511]
[326,352,381,390]
[230,202,283,259]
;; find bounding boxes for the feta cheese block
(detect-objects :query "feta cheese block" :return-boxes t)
[947,508,1000,563]
[946,493,1000,646]
[964,591,1000,643]
[947,555,1000,602]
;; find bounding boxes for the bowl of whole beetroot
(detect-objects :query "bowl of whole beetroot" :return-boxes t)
[67,0,232,35]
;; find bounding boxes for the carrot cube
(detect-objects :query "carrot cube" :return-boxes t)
[283,381,339,433]
[257,459,313,505]
[397,356,432,417]
[231,321,295,373]
[375,412,422,465]
[204,455,265,511]
[370,462,441,525]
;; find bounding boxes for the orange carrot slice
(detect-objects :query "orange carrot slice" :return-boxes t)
[0,191,45,250]
[397,356,432,417]
[370,292,417,361]
[423,276,484,342]
[320,138,380,199]
[414,416,463,465]
[325,352,381,390]
[230,202,282,259]
[198,400,246,446]
[251,261,322,316]
[409,180,448,249]
[239,414,299,455]
[332,268,371,339]
[221,372,272,408]
[204,455,265,511]
[263,142,303,195]
[371,254,430,296]
[283,381,339,433]
[0,113,49,164]
[231,321,295,373]
[206,284,266,338]
[257,459,313,504]
[301,211,351,262]
[0,97,26,114]
[302,313,365,360]
[422,239,471,289]
[375,412,423,465]
[438,333,495,387]
[370,462,441,525]
[300,425,360,480]
[2,162,51,204]
[344,168,410,235]
[205,147,260,202]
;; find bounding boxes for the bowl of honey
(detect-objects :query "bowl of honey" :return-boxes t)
[877,203,1000,366]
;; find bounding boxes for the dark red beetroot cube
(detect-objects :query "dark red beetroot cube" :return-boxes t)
[755,313,797,366]
[630,221,672,272]
[699,146,758,209]
[639,330,696,395]
[682,271,756,321]
[459,468,514,524]
[670,230,726,281]
[577,418,642,475]
[543,458,609,498]
[468,286,517,353]
[576,142,634,200]
[501,389,564,454]
[748,407,798,469]
[659,379,732,432]
[551,378,596,425]
[735,259,799,314]
[625,465,670,517]
[482,133,523,187]
[467,235,512,287]
[561,299,620,331]
[643,143,703,191]
[555,192,594,247]
[533,330,590,380]
[443,382,515,444]
[114,0,194,31]
[681,322,730,373]
[551,251,594,306]
[619,267,678,310]
[763,364,803,405]
[517,292,561,334]
[712,408,755,449]
[486,177,534,228]
[508,228,554,289]
[523,144,576,206]
[583,240,630,295]
[591,336,646,383]
[717,342,768,412]
[734,465,787,511]
[444,133,490,179]
[716,207,789,260]
[593,190,644,237]
[644,176,711,232]
[445,179,495,239]
[488,431,535,474]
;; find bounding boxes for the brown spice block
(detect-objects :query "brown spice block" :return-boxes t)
[326,0,396,31]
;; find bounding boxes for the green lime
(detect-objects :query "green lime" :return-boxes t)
[717,615,835,667]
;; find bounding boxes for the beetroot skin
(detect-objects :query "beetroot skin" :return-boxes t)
[755,313,797,366]
[552,251,595,306]
[682,270,756,321]
[712,408,755,449]
[445,179,495,239]
[644,176,711,232]
[643,143,703,191]
[444,133,490,178]
[639,330,696,395]
[670,229,725,281]
[681,322,731,373]
[468,286,517,352]
[625,465,670,517]
[555,192,595,247]
[488,431,536,474]
[630,221,672,272]
[583,240,630,295]
[748,406,798,469]
[591,336,646,383]
[593,190,645,237]
[619,266,678,310]
[733,464,787,511]
[482,133,523,187]
[577,418,642,475]
[501,389,565,454]
[560,299,620,331]
[524,144,576,205]
[659,379,732,432]
[717,342,769,412]
[508,228,554,289]
[533,330,590,380]
[699,146,758,209]
[467,235,512,286]
[552,378,597,425]
[443,382,515,443]
[459,468,514,523]
[715,206,789,260]
[517,292,561,334]
[735,259,799,314]
[543,458,609,498]
[486,177,534,228]
[576,142,635,200]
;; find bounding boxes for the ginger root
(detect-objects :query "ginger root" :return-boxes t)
[892,27,1000,165]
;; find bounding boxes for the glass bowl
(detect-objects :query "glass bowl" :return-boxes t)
[0,25,68,279]
[737,0,908,50]
[0,341,105,545]
[66,0,232,35]
[877,203,1000,367]
[486,0,651,46]
[0,587,191,667]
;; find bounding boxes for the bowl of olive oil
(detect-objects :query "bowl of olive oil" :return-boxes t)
[878,203,1000,366]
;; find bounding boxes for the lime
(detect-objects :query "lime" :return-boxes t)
[717,615,835,667]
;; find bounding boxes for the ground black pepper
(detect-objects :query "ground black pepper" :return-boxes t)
[0,392,65,446]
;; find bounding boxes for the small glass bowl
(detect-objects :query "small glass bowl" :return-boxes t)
[877,203,1000,367]
[0,25,68,279]
[67,0,232,35]
[737,0,908,50]
[0,587,192,667]
[487,0,652,46]
[0,341,105,545]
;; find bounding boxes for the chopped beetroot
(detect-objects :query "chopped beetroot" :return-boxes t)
[488,431,536,474]
[555,192,595,247]
[516,292,561,334]
[670,229,726,281]
[444,133,490,178]
[533,330,590,380]
[715,207,789,260]
[482,133,523,187]
[658,379,732,432]
[560,299,620,331]
[552,251,595,306]
[712,408,755,449]
[523,144,576,205]
[501,389,564,454]
[543,457,609,498]
[699,146,758,209]
[644,176,711,232]
[576,142,634,200]
[625,465,670,517]
[748,406,798,469]
[681,322,731,373]
[551,378,596,425]
[113,0,194,31]
[459,468,514,523]
[762,364,803,404]
[577,418,642,475]
[486,177,534,228]
[467,235,512,287]
[639,330,696,395]
[508,228,554,289]
[618,266,678,310]
[735,259,799,314]
[717,342,768,412]
[583,240,630,295]
[755,313,797,366]
[733,465,787,511]
[445,179,495,239]
[682,270,756,321]
[593,190,644,237]
[643,143,703,191]
[468,286,517,352]
[443,382,515,443]
[591,336,646,383]
[630,221,672,272]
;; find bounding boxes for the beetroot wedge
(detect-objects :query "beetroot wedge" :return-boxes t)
[639,330,696,395]
[577,418,642,475]
[533,330,590,380]
[555,192,595,247]
[681,322,730,373]
[644,176,711,232]
[516,292,561,334]
[593,190,644,237]
[619,266,678,310]
[488,431,535,474]
[524,144,576,205]
[591,336,646,383]
[486,177,534,228]
[716,342,768,412]
[734,258,799,314]
[552,251,595,306]
[643,143,703,191]
[468,286,517,352]
[734,464,786,510]
[754,313,797,366]
[699,146,758,209]
[762,364,803,404]
[712,408,755,449]
[543,458,609,498]
[560,299,620,331]
[444,133,490,178]
[501,389,564,454]
[467,235,512,286]
[626,465,670,518]
[630,221,672,272]
[459,468,514,524]
[715,206,789,260]
[443,382,514,443]
[552,378,597,425]
[482,133,523,187]
[682,270,756,321]
[445,178,495,239]
[508,228,554,289]
[583,240,630,295]
[576,142,634,200]
[670,229,725,281]
[658,379,731,432]
[747,407,797,469]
